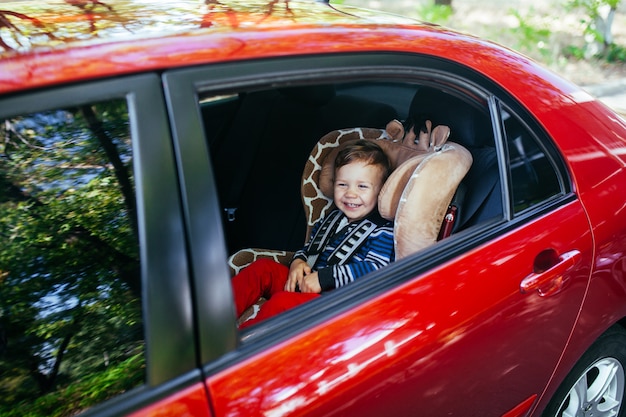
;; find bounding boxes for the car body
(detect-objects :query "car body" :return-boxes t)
[1,1,626,416]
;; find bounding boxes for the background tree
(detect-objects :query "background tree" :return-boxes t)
[567,0,622,57]
[0,100,144,417]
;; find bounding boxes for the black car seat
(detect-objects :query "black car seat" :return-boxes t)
[406,86,502,230]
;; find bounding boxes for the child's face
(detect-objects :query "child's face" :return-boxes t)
[333,161,385,222]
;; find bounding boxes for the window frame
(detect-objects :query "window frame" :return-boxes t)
[0,74,200,415]
[162,52,576,374]
[495,100,570,217]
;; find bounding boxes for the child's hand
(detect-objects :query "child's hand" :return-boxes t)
[300,272,322,294]
[285,258,311,292]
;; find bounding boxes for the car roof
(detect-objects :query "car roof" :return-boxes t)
[0,0,583,104]
[0,0,417,55]
[0,0,418,90]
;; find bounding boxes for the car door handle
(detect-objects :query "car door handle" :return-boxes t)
[520,249,582,296]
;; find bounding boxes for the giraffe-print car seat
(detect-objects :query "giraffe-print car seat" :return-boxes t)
[229,124,472,285]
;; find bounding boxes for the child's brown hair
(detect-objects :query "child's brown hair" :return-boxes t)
[334,140,391,182]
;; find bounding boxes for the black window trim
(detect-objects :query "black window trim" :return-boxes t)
[493,98,573,219]
[0,74,198,408]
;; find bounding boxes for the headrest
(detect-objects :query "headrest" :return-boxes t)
[385,142,473,258]
[408,86,489,147]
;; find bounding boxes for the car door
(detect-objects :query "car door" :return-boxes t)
[0,75,214,417]
[163,55,592,417]
[207,108,591,417]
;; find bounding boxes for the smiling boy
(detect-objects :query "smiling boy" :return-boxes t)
[232,140,395,328]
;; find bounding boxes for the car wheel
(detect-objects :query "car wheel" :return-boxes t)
[543,326,626,417]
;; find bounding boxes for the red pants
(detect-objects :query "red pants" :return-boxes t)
[232,258,319,328]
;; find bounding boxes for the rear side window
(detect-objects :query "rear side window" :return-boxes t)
[0,100,144,416]
[502,106,563,213]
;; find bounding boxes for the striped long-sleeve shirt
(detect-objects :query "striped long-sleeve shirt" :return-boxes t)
[293,210,395,291]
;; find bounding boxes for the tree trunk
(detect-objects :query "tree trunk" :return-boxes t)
[596,4,616,46]
[435,0,452,5]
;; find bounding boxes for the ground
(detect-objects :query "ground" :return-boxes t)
[339,0,626,87]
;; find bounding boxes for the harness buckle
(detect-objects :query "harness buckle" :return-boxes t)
[225,207,237,222]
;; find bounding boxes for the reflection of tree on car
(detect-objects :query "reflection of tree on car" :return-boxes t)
[0,0,311,54]
[0,101,143,416]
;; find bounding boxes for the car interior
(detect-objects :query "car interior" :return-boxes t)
[198,78,563,325]
[201,81,500,254]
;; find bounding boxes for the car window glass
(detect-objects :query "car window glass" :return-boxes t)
[502,106,562,213]
[198,82,400,330]
[0,100,144,416]
[199,80,501,332]
[200,83,401,255]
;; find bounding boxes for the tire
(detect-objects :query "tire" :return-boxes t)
[542,325,626,417]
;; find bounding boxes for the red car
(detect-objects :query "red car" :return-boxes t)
[1,1,626,416]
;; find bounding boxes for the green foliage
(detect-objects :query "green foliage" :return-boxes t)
[509,9,553,61]
[503,1,623,66]
[567,0,621,18]
[563,44,588,60]
[0,101,144,416]
[565,0,622,59]
[606,43,626,62]
[416,1,452,25]
[0,354,144,417]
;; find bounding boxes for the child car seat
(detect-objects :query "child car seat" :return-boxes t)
[228,125,472,325]
[229,126,472,272]
[228,126,472,326]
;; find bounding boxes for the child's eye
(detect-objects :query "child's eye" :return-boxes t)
[359,184,370,189]
[336,182,347,188]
